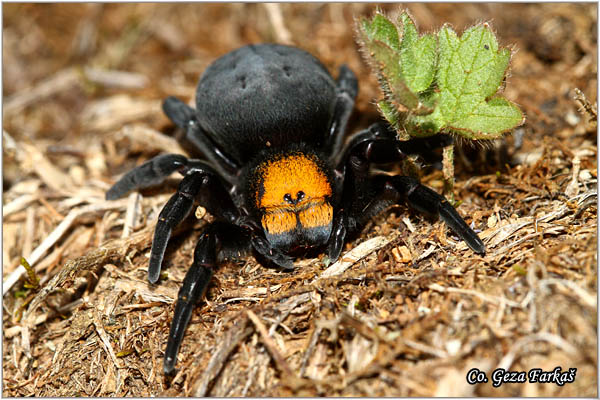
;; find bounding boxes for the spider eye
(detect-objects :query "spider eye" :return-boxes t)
[283,193,293,204]
[296,191,305,201]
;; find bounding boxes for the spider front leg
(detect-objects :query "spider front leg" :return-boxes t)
[148,171,238,283]
[372,175,485,254]
[338,123,486,255]
[106,154,189,200]
[164,230,215,374]
[325,65,358,160]
[106,153,228,200]
[163,221,251,374]
[106,153,240,281]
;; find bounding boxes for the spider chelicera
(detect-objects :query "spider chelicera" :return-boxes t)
[106,43,485,374]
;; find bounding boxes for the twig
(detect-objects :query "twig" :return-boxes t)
[428,283,522,308]
[81,95,161,132]
[263,4,293,45]
[268,293,312,335]
[192,318,253,396]
[495,332,578,371]
[120,301,170,312]
[246,309,294,377]
[116,124,187,155]
[38,196,65,220]
[22,223,154,321]
[4,68,80,115]
[318,236,390,279]
[3,193,37,217]
[241,352,267,396]
[403,339,447,359]
[83,67,148,89]
[538,278,596,309]
[21,142,75,194]
[122,192,142,238]
[457,190,597,251]
[113,278,175,304]
[299,325,322,378]
[223,297,262,305]
[148,18,186,52]
[3,199,130,296]
[416,244,437,261]
[93,310,124,369]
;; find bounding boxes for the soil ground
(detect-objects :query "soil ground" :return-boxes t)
[3,3,597,397]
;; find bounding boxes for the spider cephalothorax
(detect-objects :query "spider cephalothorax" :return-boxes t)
[106,43,485,374]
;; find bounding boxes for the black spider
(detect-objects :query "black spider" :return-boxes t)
[106,44,485,374]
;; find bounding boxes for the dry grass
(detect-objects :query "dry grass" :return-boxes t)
[3,3,597,396]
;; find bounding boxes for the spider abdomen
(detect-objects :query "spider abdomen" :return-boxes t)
[194,44,338,163]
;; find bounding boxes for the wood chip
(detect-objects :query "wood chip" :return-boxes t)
[81,95,161,132]
[318,236,390,279]
[83,67,148,89]
[3,198,130,296]
[4,68,79,115]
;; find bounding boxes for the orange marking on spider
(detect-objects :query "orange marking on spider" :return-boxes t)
[256,153,333,234]
[261,210,298,235]
[298,201,333,229]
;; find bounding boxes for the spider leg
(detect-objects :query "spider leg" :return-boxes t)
[337,122,404,169]
[163,96,240,181]
[325,65,358,160]
[371,175,485,254]
[338,123,485,254]
[250,235,295,270]
[106,154,186,200]
[163,222,250,374]
[163,229,215,374]
[338,122,457,168]
[326,211,347,262]
[106,154,222,200]
[231,216,294,270]
[149,171,239,283]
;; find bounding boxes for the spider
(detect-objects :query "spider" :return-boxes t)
[106,44,485,374]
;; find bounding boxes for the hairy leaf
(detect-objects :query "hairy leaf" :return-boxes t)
[432,23,524,138]
[399,12,437,94]
[357,11,525,140]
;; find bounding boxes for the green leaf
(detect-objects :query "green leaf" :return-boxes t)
[399,12,437,94]
[360,12,400,51]
[358,12,419,110]
[377,99,400,127]
[377,99,410,140]
[431,23,525,139]
[357,11,524,141]
[449,97,525,136]
[21,256,39,290]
